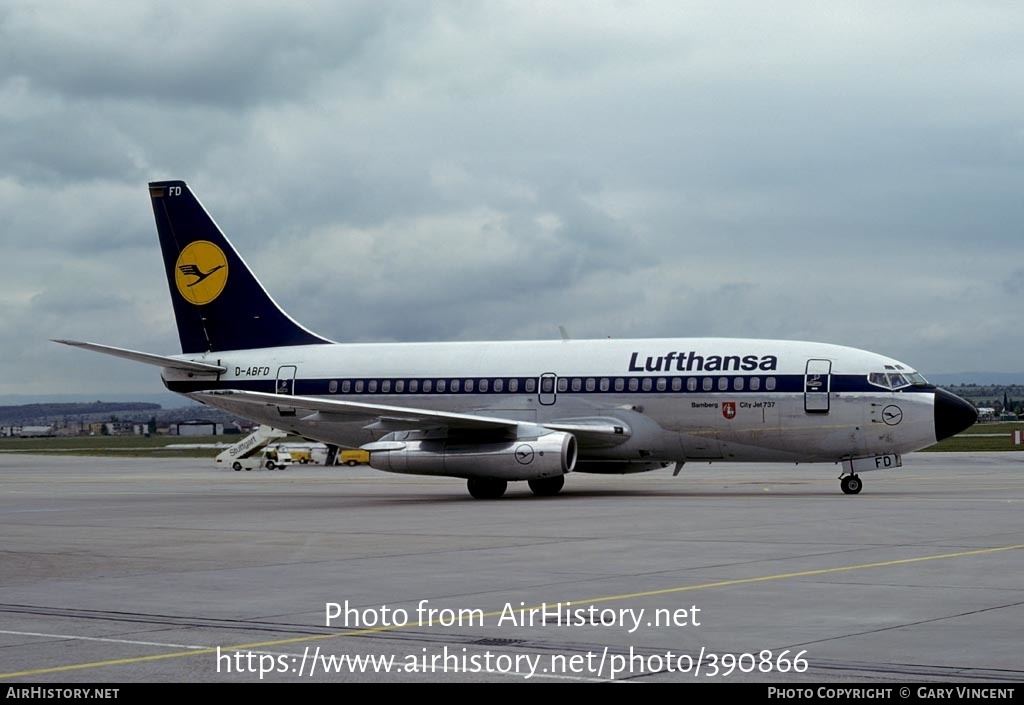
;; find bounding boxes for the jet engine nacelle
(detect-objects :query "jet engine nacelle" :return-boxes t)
[366,432,577,481]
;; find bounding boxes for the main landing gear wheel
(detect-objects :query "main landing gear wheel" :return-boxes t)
[467,478,508,499]
[840,474,862,495]
[528,475,565,497]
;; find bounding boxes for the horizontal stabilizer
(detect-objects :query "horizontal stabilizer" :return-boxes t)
[51,340,225,374]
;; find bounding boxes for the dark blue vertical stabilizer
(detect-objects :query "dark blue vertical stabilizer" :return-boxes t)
[149,180,332,353]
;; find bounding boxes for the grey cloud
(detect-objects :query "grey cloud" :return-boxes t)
[0,2,396,108]
[2,1,1024,397]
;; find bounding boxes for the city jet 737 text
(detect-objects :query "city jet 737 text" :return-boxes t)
[55,181,978,499]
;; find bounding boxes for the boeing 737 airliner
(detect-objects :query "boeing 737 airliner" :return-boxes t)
[55,181,978,498]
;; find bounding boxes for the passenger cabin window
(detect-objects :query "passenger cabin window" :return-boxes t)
[368,380,378,393]
[734,377,744,391]
[395,380,404,393]
[480,379,489,392]
[409,380,419,393]
[687,378,697,391]
[510,379,519,393]
[526,378,536,393]
[464,379,474,392]
[342,380,351,393]
[629,378,639,392]
[493,379,502,392]
[355,380,364,393]
[766,377,776,391]
[436,380,446,392]
[571,378,582,392]
[422,380,432,393]
[586,378,596,392]
[749,377,760,391]
[329,380,338,393]
[703,378,713,391]
[656,378,667,391]
[600,378,610,392]
[559,378,569,392]
[614,378,625,392]
[642,378,652,391]
[381,380,391,393]
[451,379,460,392]
[672,378,682,391]
[718,377,728,391]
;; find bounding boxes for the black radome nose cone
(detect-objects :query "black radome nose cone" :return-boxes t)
[934,388,979,441]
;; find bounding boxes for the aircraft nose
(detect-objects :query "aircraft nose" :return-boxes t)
[934,388,978,442]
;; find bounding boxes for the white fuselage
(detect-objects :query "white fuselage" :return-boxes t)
[163,337,939,467]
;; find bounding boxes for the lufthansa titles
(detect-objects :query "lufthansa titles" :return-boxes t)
[629,351,778,373]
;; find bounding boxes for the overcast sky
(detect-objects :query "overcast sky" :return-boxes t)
[3,1,1023,398]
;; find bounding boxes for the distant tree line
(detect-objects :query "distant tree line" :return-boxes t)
[946,384,1024,416]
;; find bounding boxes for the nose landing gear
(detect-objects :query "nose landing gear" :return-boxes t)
[840,473,862,495]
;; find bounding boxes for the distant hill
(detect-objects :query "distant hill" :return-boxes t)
[0,392,187,407]
[0,401,162,425]
[0,398,254,427]
[928,372,1024,386]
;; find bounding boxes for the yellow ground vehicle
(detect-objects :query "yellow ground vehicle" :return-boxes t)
[288,448,313,464]
[339,449,370,466]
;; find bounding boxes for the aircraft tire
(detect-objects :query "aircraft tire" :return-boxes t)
[467,478,507,499]
[841,474,862,495]
[528,475,565,497]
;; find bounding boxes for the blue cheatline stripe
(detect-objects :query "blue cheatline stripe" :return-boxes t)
[165,373,928,396]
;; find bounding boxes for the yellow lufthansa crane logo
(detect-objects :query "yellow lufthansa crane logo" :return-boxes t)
[174,241,228,305]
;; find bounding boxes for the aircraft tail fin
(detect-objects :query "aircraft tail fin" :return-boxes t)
[149,180,332,354]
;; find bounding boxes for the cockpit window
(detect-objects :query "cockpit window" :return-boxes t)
[888,373,909,388]
[868,370,929,390]
[869,372,889,387]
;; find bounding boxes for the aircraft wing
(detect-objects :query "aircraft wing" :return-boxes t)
[191,389,632,445]
[194,390,523,432]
